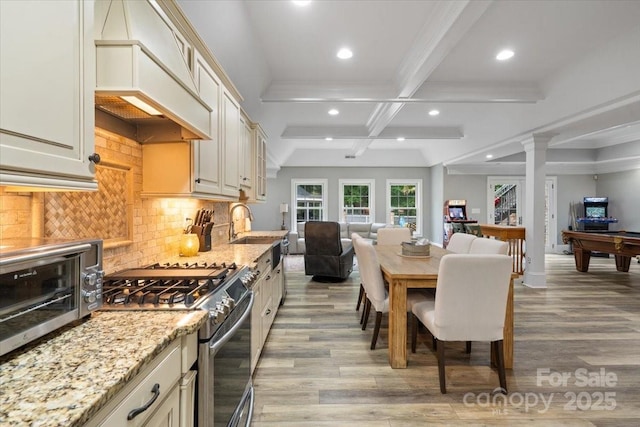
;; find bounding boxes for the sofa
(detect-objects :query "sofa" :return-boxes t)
[288,221,387,254]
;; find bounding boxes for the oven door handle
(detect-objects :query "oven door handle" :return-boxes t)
[0,243,92,266]
[210,291,254,354]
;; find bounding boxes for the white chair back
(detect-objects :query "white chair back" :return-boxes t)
[433,254,512,341]
[445,233,476,253]
[469,237,509,255]
[376,227,412,245]
[352,238,387,311]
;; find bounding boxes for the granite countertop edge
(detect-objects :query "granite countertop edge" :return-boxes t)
[0,310,208,426]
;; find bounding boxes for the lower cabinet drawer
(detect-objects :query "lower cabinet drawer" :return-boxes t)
[93,342,181,427]
[143,382,180,427]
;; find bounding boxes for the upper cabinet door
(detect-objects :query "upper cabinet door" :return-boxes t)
[0,0,97,190]
[221,90,240,197]
[254,127,267,202]
[239,114,253,192]
[193,50,222,196]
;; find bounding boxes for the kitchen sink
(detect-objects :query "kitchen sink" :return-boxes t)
[230,236,280,245]
[231,236,284,270]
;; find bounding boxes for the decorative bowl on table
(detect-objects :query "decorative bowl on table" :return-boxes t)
[401,241,430,256]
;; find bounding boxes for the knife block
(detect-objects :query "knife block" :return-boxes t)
[190,223,213,252]
[198,233,211,252]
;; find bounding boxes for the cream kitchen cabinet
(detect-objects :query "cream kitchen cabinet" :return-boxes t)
[239,112,253,194]
[250,250,281,374]
[221,88,241,198]
[141,50,232,200]
[250,275,264,373]
[86,332,198,427]
[253,125,268,202]
[0,0,97,191]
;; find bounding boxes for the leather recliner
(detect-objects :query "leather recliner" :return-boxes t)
[304,221,355,281]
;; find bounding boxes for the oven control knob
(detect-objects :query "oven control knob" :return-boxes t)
[210,309,225,325]
[223,297,235,310]
[84,272,97,287]
[217,302,230,315]
[83,290,97,303]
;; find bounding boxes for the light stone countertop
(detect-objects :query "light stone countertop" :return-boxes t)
[0,310,207,426]
[0,233,285,426]
[168,230,288,268]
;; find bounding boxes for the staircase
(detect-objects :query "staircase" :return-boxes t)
[494,184,517,225]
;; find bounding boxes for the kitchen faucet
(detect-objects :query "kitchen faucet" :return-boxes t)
[229,203,254,240]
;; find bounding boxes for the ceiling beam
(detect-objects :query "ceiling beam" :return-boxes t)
[280,125,463,140]
[367,0,493,136]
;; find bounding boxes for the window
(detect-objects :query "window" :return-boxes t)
[386,179,422,235]
[339,179,374,223]
[291,179,328,230]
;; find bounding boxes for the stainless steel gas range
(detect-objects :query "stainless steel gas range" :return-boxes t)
[102,261,257,427]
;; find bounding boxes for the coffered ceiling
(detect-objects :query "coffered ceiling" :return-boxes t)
[176,0,640,176]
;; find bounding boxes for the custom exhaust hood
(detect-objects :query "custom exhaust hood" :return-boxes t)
[95,0,212,142]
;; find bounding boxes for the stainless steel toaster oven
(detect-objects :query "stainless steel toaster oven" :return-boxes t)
[0,238,104,357]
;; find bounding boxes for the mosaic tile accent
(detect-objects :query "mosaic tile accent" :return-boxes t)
[44,164,131,240]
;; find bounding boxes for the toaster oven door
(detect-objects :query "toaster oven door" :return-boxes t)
[0,255,80,356]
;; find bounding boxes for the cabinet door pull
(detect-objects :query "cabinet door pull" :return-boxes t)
[266,275,271,280]
[88,153,101,164]
[127,383,160,420]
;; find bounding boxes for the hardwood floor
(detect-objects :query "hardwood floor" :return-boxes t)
[251,254,640,426]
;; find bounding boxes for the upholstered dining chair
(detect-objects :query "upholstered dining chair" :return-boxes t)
[304,221,355,281]
[351,233,366,312]
[353,237,432,350]
[410,254,513,393]
[376,227,412,246]
[469,237,509,255]
[445,232,477,253]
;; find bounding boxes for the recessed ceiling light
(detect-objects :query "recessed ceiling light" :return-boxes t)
[325,137,333,141]
[337,47,353,59]
[486,154,494,159]
[328,109,339,116]
[291,0,311,6]
[496,49,514,61]
[397,137,405,142]
[428,109,440,116]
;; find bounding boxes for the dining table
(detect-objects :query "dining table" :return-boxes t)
[374,245,515,369]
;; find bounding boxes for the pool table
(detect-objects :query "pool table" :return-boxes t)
[562,230,640,272]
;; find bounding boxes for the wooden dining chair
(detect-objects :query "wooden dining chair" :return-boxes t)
[410,254,513,393]
[445,232,476,253]
[376,227,412,246]
[354,237,432,349]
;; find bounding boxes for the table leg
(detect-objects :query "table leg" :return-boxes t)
[614,255,632,272]
[573,248,591,272]
[389,278,408,368]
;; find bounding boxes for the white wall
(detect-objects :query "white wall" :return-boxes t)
[596,168,640,231]
[249,167,431,237]
[249,167,639,245]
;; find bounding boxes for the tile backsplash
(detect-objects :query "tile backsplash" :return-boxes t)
[0,128,235,273]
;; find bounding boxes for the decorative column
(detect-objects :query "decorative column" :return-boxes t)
[522,133,552,288]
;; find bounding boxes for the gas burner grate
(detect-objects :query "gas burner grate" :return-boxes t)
[101,261,243,310]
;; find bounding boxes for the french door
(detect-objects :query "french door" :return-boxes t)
[488,177,557,252]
